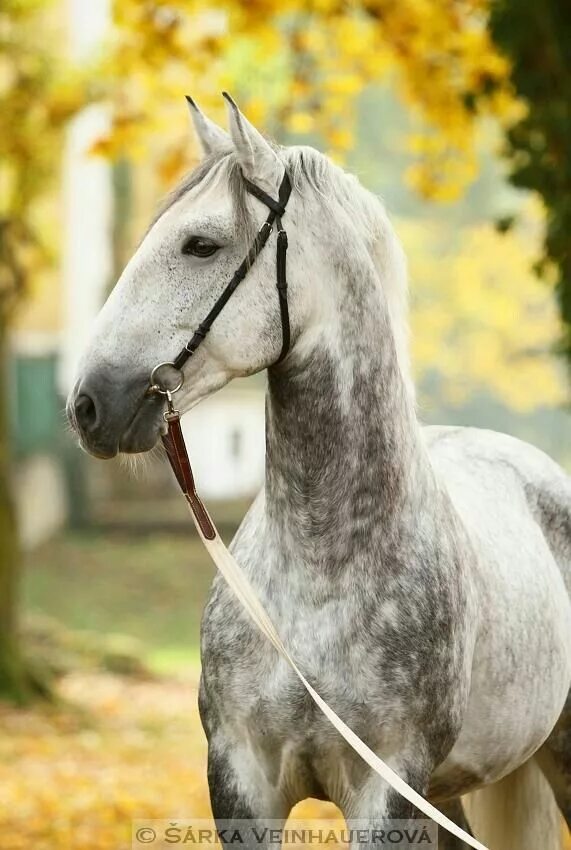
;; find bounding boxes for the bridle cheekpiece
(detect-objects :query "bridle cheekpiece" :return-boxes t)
[148,169,292,401]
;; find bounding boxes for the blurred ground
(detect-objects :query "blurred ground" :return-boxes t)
[6,531,571,849]
[0,672,208,850]
[23,532,217,672]
[2,532,339,850]
[0,669,339,850]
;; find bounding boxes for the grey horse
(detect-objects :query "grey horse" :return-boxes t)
[67,96,571,849]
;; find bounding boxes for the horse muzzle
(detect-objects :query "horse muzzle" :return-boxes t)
[66,367,164,458]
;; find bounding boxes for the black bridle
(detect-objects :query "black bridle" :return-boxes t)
[149,170,292,395]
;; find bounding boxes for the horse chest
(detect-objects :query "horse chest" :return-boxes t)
[200,557,470,803]
[205,627,396,803]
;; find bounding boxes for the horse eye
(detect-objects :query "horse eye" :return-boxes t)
[182,237,220,258]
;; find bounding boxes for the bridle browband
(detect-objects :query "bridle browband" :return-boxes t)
[149,170,292,395]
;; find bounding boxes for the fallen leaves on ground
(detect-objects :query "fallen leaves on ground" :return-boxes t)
[0,671,336,850]
[2,671,568,849]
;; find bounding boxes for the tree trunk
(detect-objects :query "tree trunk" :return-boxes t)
[0,332,48,703]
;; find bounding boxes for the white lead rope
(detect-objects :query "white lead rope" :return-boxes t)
[184,504,489,850]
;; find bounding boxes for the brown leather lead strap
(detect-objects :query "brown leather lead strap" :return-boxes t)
[161,412,216,540]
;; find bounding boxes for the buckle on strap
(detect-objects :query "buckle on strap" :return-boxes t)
[258,221,273,237]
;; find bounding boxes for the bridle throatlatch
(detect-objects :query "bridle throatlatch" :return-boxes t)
[147,169,490,850]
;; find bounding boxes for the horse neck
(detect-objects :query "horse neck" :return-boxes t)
[264,254,434,566]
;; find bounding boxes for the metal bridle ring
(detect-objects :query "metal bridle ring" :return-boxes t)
[149,362,184,395]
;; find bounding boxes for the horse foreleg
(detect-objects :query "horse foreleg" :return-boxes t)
[435,799,474,850]
[207,745,289,850]
[343,761,436,850]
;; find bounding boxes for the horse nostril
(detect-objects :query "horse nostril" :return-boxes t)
[74,393,98,433]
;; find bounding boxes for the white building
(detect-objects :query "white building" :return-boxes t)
[182,383,266,501]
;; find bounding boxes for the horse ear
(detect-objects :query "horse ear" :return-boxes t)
[186,96,230,157]
[222,92,283,193]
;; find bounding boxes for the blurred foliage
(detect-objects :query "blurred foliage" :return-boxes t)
[0,669,343,850]
[343,88,568,413]
[0,0,90,324]
[0,672,212,850]
[102,0,519,197]
[405,199,566,411]
[489,0,571,365]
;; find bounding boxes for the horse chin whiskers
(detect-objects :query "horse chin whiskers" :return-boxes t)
[118,452,144,478]
[118,443,161,478]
